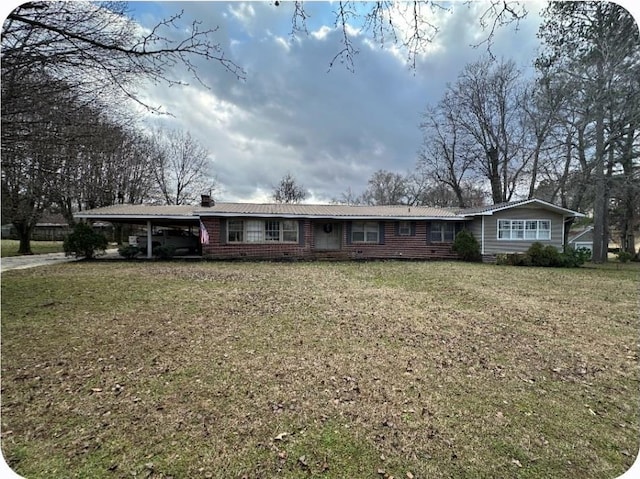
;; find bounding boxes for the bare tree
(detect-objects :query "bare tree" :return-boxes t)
[272,173,307,204]
[150,130,215,206]
[418,92,476,207]
[2,2,244,110]
[284,1,528,71]
[452,58,530,204]
[360,170,408,205]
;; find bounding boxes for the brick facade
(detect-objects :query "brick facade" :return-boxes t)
[201,218,460,261]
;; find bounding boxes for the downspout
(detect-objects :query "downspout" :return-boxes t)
[147,220,153,259]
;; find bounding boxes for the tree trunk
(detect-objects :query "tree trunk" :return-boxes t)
[487,147,503,204]
[13,222,34,255]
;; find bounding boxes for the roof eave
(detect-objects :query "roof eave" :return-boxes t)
[196,212,465,221]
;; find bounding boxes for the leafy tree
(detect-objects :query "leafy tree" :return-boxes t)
[272,174,307,204]
[63,222,108,259]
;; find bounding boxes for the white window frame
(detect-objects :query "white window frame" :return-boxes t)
[351,222,379,243]
[228,220,299,244]
[498,219,551,241]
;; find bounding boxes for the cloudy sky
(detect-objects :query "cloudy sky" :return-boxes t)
[62,1,639,203]
[121,1,556,203]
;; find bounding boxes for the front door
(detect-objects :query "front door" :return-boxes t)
[314,222,342,250]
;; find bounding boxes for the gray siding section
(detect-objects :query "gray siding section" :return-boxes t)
[479,207,565,254]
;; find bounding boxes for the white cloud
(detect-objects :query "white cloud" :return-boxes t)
[131,1,549,203]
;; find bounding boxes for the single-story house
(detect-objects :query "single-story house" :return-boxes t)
[74,198,584,262]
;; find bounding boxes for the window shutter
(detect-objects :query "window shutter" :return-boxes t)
[346,222,352,245]
[410,221,417,236]
[219,219,227,245]
[298,220,305,246]
[395,222,399,236]
[379,222,385,245]
[426,222,431,244]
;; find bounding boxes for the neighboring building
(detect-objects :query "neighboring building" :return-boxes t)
[568,226,594,255]
[1,212,71,241]
[74,198,584,262]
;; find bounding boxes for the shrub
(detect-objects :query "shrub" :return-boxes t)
[527,242,562,267]
[63,223,108,259]
[452,230,481,262]
[559,246,588,268]
[118,245,140,259]
[617,250,633,263]
[153,245,176,259]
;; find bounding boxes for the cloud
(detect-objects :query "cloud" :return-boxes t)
[134,1,547,203]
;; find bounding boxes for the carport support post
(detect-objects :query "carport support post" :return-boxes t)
[146,220,153,259]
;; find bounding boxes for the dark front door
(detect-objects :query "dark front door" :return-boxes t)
[314,222,342,250]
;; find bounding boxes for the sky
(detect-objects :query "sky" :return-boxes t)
[3,1,639,205]
[123,0,554,204]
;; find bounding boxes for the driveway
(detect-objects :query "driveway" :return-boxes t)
[1,249,119,272]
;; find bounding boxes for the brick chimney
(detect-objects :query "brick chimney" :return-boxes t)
[200,194,214,207]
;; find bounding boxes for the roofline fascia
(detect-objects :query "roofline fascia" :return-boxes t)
[73,214,198,221]
[569,226,593,242]
[196,212,468,221]
[460,199,585,217]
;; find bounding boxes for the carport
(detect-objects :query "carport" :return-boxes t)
[74,204,201,259]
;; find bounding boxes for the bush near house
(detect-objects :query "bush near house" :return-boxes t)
[117,245,140,259]
[62,223,108,259]
[497,242,589,268]
[451,230,482,262]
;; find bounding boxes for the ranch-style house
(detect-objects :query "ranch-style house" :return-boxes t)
[75,198,584,262]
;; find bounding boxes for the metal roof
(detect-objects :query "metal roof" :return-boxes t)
[74,199,583,222]
[75,203,460,220]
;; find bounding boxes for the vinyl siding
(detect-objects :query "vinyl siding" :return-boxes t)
[479,207,565,254]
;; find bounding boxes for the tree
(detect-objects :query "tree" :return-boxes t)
[284,1,528,71]
[360,170,408,205]
[418,92,476,207]
[150,129,215,206]
[272,174,307,204]
[2,2,244,110]
[1,1,240,254]
[418,58,533,205]
[537,2,640,262]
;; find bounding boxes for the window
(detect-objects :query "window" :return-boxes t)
[245,220,264,243]
[430,222,456,242]
[228,220,244,242]
[352,222,379,243]
[282,220,298,242]
[498,219,551,240]
[265,221,280,241]
[227,220,299,243]
[398,221,411,236]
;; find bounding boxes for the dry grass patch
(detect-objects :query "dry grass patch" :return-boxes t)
[1,260,638,478]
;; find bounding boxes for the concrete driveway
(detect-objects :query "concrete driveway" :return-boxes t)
[1,249,119,272]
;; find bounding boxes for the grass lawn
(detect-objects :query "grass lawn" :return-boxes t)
[1,240,65,257]
[1,260,638,478]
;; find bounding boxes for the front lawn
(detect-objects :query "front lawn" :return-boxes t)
[1,261,638,478]
[1,240,65,257]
